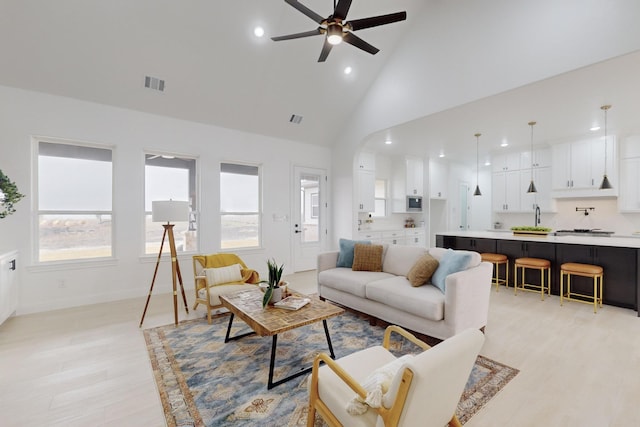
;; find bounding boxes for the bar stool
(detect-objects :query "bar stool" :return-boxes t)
[481,253,509,291]
[514,257,551,300]
[560,263,603,313]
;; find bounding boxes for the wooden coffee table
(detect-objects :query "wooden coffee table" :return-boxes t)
[219,288,344,389]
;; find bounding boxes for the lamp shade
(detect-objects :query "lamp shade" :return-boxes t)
[152,200,189,223]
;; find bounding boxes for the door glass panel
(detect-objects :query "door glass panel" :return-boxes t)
[300,173,320,243]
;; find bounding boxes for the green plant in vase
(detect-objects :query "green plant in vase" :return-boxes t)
[0,169,25,219]
[261,258,285,308]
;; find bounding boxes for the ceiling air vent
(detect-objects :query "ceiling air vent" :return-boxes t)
[289,114,303,124]
[144,76,165,92]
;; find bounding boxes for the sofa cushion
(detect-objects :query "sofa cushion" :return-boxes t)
[365,276,445,321]
[429,247,481,269]
[319,268,395,298]
[352,244,384,272]
[382,245,428,276]
[337,238,371,268]
[431,249,472,293]
[407,253,439,287]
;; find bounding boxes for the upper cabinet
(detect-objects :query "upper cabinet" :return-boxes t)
[520,147,551,169]
[358,151,375,171]
[405,156,424,196]
[491,152,521,173]
[357,151,376,212]
[429,159,448,199]
[619,135,640,212]
[551,137,617,198]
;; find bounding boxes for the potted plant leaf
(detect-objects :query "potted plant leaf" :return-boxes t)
[261,259,285,307]
[0,169,25,219]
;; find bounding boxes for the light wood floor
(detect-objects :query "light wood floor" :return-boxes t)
[1,270,640,426]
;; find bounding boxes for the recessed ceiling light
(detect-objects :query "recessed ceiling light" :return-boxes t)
[344,66,352,75]
[484,161,491,166]
[500,141,508,147]
[384,139,392,145]
[590,126,601,131]
[254,26,265,37]
[439,153,445,158]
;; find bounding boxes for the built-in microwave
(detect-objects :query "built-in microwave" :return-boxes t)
[406,196,423,212]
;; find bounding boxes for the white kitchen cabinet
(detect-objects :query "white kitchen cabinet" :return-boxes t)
[492,170,520,212]
[405,228,426,246]
[429,160,448,199]
[0,251,18,326]
[520,167,554,213]
[358,231,383,242]
[619,158,640,212]
[491,152,521,173]
[520,147,551,169]
[381,230,407,246]
[405,156,424,196]
[357,169,375,212]
[358,151,375,171]
[551,137,617,196]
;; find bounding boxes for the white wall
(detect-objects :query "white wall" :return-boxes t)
[0,85,331,314]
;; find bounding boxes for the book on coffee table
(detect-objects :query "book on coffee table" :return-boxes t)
[274,296,311,311]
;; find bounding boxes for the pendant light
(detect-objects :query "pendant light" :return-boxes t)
[526,121,538,193]
[599,105,613,190]
[473,133,482,196]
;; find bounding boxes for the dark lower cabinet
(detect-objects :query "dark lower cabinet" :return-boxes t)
[454,237,497,253]
[436,235,638,312]
[556,244,637,310]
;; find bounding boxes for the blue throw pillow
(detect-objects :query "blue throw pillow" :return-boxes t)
[431,249,472,293]
[336,238,371,268]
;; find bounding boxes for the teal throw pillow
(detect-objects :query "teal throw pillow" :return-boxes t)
[337,238,371,268]
[431,249,472,293]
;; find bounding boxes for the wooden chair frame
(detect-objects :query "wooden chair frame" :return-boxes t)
[307,325,463,427]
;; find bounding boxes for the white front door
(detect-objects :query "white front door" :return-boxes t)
[292,166,326,272]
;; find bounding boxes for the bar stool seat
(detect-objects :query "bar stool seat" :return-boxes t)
[560,262,603,313]
[481,253,509,291]
[514,257,551,300]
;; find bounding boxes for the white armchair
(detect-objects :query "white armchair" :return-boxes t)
[307,326,485,427]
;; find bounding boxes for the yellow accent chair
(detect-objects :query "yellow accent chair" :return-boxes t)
[192,253,260,324]
[307,326,484,427]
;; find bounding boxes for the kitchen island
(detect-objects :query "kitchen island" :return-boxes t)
[436,231,640,314]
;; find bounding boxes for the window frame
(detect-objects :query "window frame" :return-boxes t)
[219,161,263,250]
[32,136,115,265]
[143,151,199,256]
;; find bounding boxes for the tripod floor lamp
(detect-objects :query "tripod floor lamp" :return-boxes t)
[139,200,190,327]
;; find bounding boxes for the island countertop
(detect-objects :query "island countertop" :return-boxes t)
[436,230,640,249]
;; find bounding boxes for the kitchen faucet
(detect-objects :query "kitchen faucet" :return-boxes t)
[534,204,541,226]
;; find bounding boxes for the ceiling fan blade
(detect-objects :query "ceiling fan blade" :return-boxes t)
[333,0,353,21]
[272,28,323,41]
[318,39,334,62]
[284,0,325,24]
[343,31,379,55]
[347,11,407,31]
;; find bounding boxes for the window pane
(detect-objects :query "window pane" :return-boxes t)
[221,214,259,248]
[144,215,193,254]
[39,214,112,262]
[144,155,197,254]
[374,179,386,198]
[220,164,259,212]
[39,155,112,211]
[372,199,386,217]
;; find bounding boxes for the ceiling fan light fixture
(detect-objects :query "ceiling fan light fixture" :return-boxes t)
[327,24,343,45]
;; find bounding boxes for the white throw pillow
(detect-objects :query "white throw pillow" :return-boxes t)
[204,264,243,286]
[346,354,413,415]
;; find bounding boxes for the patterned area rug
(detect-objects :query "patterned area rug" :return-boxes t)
[143,311,518,427]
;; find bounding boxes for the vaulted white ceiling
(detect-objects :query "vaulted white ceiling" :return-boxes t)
[1,0,640,164]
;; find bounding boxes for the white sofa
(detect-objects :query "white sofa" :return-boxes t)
[317,244,493,340]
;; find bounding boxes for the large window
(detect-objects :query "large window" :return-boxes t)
[37,141,113,262]
[220,163,260,249]
[144,154,197,254]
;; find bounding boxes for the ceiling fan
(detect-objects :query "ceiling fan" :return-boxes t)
[272,0,407,62]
